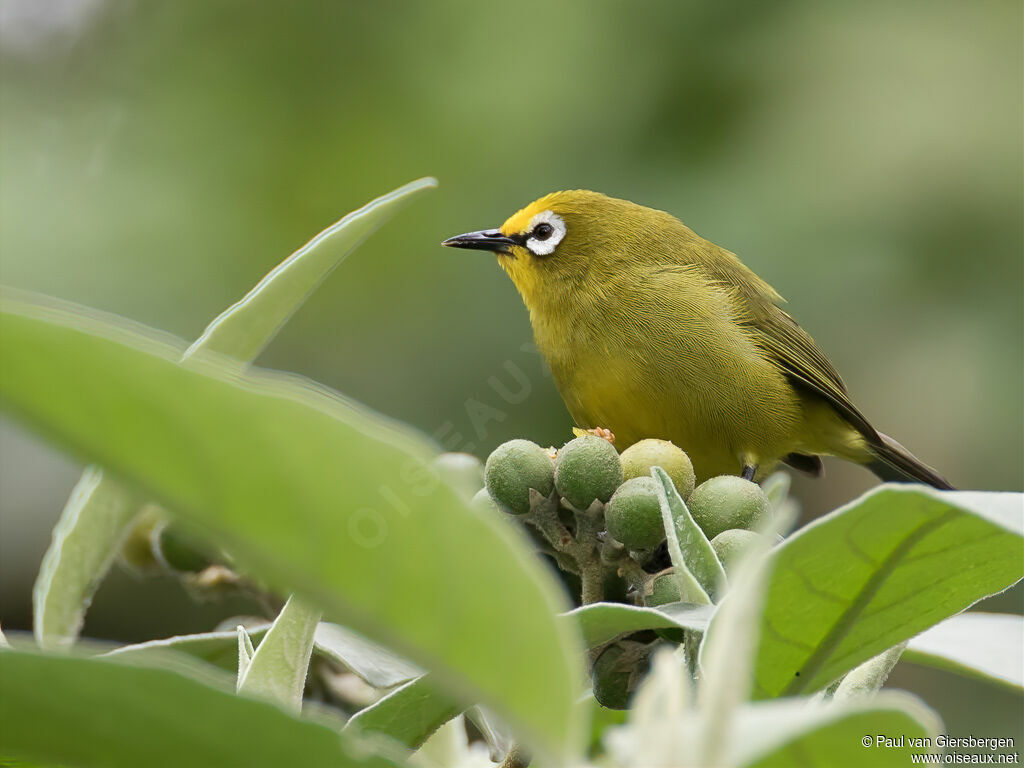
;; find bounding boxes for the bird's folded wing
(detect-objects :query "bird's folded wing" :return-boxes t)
[750,309,880,444]
[696,248,881,445]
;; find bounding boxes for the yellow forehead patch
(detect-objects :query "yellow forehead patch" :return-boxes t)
[500,191,569,236]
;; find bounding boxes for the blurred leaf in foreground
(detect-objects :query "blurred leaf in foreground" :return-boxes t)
[0,651,399,768]
[31,177,438,651]
[0,295,583,759]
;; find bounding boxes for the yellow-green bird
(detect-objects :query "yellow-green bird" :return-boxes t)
[443,190,952,489]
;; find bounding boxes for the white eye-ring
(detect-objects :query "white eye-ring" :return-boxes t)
[525,210,566,256]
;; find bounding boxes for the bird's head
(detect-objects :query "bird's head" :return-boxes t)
[443,190,674,312]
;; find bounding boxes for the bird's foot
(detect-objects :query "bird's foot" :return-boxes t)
[573,426,615,444]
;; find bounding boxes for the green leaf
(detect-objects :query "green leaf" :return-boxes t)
[0,299,583,758]
[697,504,783,767]
[237,625,255,680]
[904,612,1024,691]
[603,647,692,764]
[411,715,478,768]
[32,467,139,649]
[604,652,940,767]
[237,596,321,710]
[313,622,422,688]
[652,467,726,601]
[651,469,710,605]
[0,651,399,768]
[31,177,438,650]
[733,693,942,768]
[313,622,421,688]
[186,177,437,362]
[345,674,461,750]
[104,621,423,688]
[567,602,715,648]
[752,486,1024,698]
[104,626,271,671]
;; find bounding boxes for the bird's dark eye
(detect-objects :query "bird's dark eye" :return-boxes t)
[533,222,554,241]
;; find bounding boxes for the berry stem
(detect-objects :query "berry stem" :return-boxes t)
[524,490,574,553]
[524,491,610,605]
[571,501,607,605]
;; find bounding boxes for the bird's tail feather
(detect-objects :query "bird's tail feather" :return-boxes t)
[866,432,954,490]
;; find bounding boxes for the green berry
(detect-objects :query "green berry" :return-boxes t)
[117,504,165,576]
[471,488,503,515]
[433,452,484,498]
[710,529,761,573]
[154,522,213,573]
[644,568,681,607]
[619,439,696,499]
[554,435,623,510]
[604,477,665,550]
[688,475,770,540]
[591,640,652,710]
[484,439,555,514]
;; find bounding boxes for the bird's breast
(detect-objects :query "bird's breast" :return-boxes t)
[530,272,802,478]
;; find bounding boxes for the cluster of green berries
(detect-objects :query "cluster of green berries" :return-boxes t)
[412,436,780,712]
[475,434,770,565]
[472,432,777,712]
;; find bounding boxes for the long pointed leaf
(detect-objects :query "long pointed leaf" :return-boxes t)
[697,503,787,767]
[237,625,255,681]
[0,299,583,758]
[652,468,710,605]
[31,178,438,649]
[186,177,437,361]
[237,596,321,710]
[652,467,726,601]
[33,467,138,649]
[567,602,715,648]
[345,674,460,750]
[314,621,422,688]
[104,620,423,687]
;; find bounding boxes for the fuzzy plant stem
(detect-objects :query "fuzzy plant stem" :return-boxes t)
[523,491,607,605]
[524,490,573,552]
[572,501,607,605]
[832,642,908,701]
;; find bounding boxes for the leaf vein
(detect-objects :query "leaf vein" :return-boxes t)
[780,508,959,695]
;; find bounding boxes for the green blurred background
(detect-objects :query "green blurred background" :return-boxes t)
[1,0,1020,743]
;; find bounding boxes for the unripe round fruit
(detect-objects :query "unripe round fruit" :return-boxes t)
[554,435,623,510]
[154,522,213,573]
[433,452,484,498]
[620,439,696,499]
[591,640,652,710]
[644,568,681,607]
[471,488,503,515]
[688,475,770,540]
[484,439,555,514]
[117,504,165,576]
[604,477,665,550]
[710,529,761,573]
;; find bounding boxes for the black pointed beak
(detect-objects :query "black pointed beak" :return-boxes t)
[441,229,518,254]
